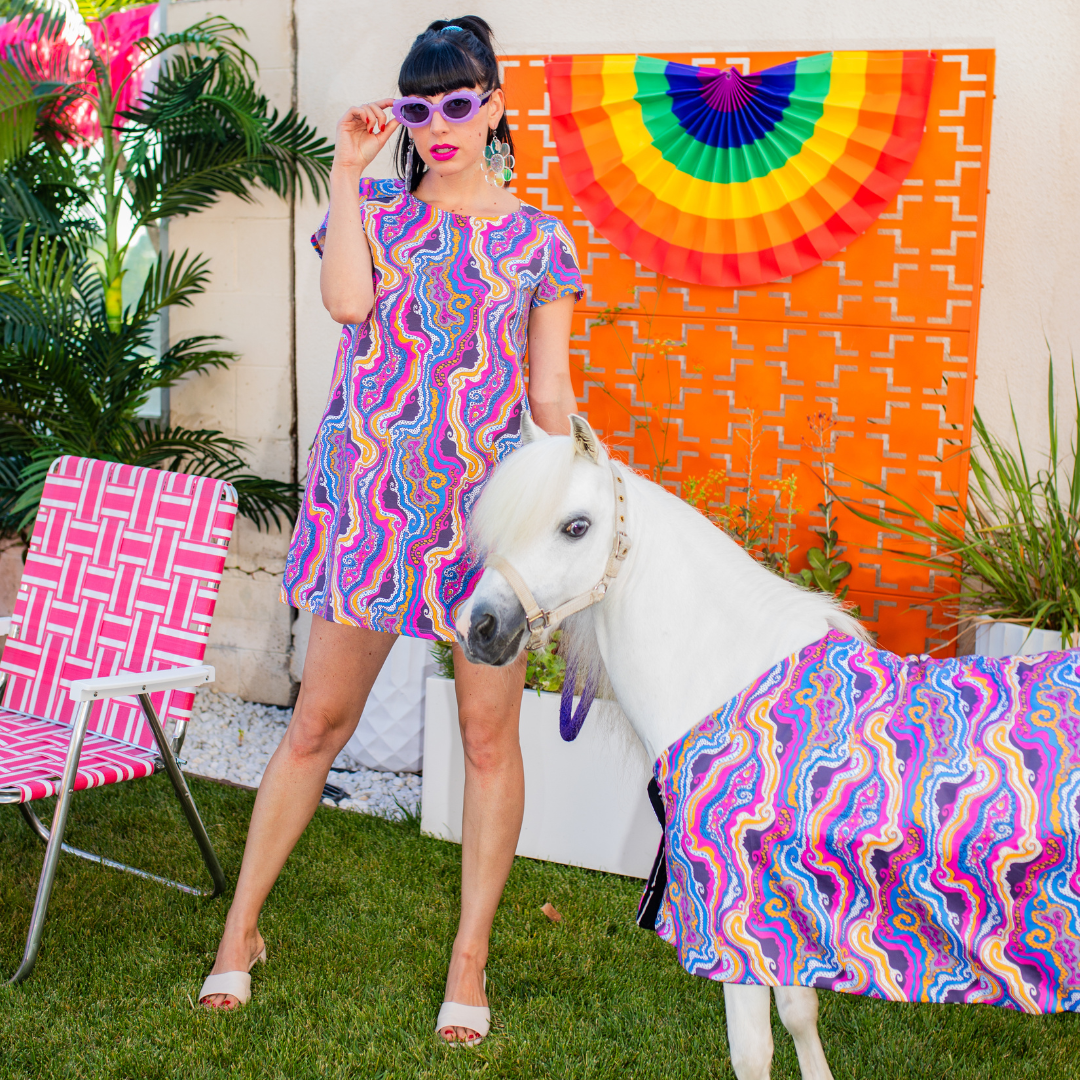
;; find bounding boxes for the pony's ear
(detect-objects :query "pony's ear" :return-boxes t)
[519,411,548,445]
[569,414,602,464]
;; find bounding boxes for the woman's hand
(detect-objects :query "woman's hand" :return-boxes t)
[333,100,401,171]
[322,103,398,323]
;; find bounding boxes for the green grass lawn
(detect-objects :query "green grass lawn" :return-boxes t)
[2,775,1079,1079]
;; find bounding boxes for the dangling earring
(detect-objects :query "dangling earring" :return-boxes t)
[483,129,514,187]
[404,135,414,194]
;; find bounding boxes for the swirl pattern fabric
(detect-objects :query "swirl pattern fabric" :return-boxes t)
[546,51,935,286]
[283,179,582,639]
[651,630,1080,1012]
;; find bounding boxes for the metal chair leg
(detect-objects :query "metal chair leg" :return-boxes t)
[138,693,227,898]
[17,802,221,897]
[15,698,228,902]
[8,701,92,985]
[8,693,230,984]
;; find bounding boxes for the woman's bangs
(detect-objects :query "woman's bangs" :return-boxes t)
[399,41,489,97]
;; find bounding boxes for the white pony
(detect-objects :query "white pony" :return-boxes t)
[457,415,863,1080]
[457,413,1080,1076]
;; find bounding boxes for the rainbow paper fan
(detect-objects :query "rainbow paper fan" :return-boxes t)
[545,51,935,286]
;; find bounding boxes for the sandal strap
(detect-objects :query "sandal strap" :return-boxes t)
[436,1000,490,1039]
[199,970,252,1005]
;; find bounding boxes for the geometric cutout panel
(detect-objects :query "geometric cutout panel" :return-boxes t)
[503,50,995,655]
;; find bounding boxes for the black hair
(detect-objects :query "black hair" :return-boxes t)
[394,16,514,192]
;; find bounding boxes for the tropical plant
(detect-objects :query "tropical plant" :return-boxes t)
[0,1,333,530]
[844,360,1080,644]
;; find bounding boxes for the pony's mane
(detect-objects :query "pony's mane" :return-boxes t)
[470,435,582,557]
[470,435,644,756]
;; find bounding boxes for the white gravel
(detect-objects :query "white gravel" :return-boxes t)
[181,686,422,819]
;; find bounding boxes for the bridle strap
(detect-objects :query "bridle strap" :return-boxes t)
[485,462,631,652]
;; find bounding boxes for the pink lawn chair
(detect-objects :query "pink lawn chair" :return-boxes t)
[0,456,239,983]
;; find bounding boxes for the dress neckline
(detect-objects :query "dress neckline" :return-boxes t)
[401,182,525,224]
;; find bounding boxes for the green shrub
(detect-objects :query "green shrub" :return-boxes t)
[431,634,568,693]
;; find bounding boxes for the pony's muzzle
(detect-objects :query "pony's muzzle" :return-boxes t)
[458,595,527,667]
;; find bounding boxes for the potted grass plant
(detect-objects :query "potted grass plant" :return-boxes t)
[848,361,1079,655]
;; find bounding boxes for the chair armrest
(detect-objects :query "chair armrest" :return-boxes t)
[0,616,10,636]
[68,665,215,702]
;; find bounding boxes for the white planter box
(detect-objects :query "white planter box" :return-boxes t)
[334,635,434,774]
[421,677,661,879]
[974,620,1068,657]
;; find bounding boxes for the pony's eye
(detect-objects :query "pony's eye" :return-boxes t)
[563,518,590,539]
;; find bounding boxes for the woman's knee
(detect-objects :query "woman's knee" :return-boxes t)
[458,709,518,772]
[286,700,356,760]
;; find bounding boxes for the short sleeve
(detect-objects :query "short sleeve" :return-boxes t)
[310,177,381,258]
[531,219,584,307]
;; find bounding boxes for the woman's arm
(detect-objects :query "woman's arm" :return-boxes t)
[526,295,578,435]
[320,101,399,324]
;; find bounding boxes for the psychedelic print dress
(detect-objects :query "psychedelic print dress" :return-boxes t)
[283,178,582,639]
[647,630,1080,1012]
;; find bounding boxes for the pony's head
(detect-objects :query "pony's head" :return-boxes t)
[457,414,624,666]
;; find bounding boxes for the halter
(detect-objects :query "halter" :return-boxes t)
[484,460,631,653]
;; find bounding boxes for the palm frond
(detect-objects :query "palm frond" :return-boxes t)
[75,0,150,23]
[218,473,298,532]
[133,247,211,316]
[0,62,38,167]
[0,9,317,536]
[0,227,79,348]
[133,17,255,73]
[247,101,334,201]
[0,144,97,251]
[126,136,263,223]
[133,435,300,532]
[0,171,60,239]
[149,335,235,386]
[121,35,332,221]
[0,451,29,527]
[0,0,68,40]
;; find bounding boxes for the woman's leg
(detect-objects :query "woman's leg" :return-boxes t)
[440,644,527,1042]
[201,614,397,1007]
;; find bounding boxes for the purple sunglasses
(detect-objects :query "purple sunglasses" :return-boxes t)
[392,89,492,128]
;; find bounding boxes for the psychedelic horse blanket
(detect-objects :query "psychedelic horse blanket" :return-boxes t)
[644,629,1080,1012]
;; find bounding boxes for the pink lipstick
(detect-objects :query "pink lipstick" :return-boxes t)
[430,144,458,161]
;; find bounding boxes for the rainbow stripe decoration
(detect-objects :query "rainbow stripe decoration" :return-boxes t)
[545,51,936,287]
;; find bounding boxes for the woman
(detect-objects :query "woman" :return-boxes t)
[196,16,582,1045]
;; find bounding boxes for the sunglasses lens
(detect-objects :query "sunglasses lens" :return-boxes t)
[400,102,430,125]
[442,97,474,120]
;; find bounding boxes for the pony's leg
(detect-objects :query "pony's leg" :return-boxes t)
[723,983,774,1080]
[773,986,833,1080]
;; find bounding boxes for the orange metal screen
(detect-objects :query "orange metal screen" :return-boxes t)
[502,50,995,655]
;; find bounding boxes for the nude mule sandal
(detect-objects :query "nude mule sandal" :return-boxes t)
[198,945,267,1008]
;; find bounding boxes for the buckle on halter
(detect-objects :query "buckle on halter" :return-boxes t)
[526,610,549,634]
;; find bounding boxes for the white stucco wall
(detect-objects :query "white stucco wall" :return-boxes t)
[168,0,1080,700]
[167,0,297,703]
